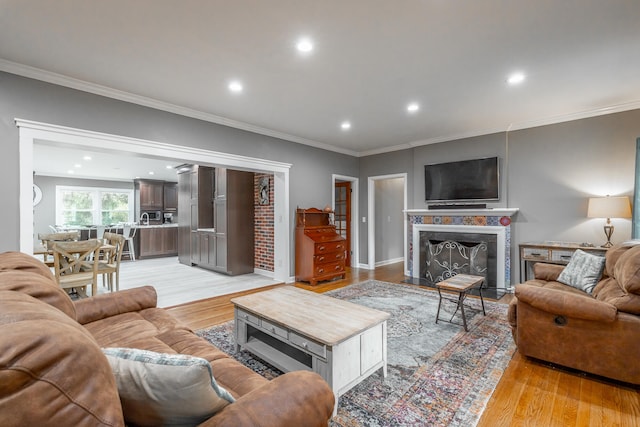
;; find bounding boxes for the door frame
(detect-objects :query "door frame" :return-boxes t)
[367,173,408,270]
[332,174,358,268]
[17,119,293,283]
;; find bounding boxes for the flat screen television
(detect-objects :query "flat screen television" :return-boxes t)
[424,157,499,204]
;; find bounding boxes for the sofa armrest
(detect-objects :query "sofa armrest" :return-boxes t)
[533,263,565,281]
[74,286,158,325]
[515,283,617,322]
[199,371,334,427]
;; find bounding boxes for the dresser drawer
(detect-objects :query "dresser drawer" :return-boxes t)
[315,241,346,254]
[551,250,575,263]
[521,248,549,260]
[290,332,326,358]
[314,251,345,264]
[314,260,345,276]
[236,309,260,326]
[261,319,289,340]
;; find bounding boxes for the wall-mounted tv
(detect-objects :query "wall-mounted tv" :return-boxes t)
[424,157,499,204]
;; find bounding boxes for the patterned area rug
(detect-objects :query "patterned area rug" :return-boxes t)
[197,280,516,426]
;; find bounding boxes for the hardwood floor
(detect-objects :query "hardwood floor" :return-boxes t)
[166,263,640,426]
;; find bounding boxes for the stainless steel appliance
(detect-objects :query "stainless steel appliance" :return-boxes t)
[141,210,162,224]
[163,212,174,224]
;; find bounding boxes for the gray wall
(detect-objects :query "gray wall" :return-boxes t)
[360,109,640,282]
[0,71,359,276]
[4,71,640,282]
[374,177,404,263]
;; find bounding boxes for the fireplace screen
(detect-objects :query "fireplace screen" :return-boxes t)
[425,240,488,283]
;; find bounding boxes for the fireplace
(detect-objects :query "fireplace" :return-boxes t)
[408,223,511,300]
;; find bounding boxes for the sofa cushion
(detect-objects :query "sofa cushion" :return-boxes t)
[0,292,124,427]
[0,270,76,319]
[557,249,605,294]
[612,244,640,294]
[103,348,234,427]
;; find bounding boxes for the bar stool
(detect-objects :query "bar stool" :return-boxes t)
[122,223,137,261]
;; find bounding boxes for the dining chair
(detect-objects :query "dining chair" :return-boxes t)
[122,223,137,261]
[37,231,81,267]
[51,239,102,297]
[96,232,126,292]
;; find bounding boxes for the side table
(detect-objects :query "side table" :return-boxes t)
[435,274,486,332]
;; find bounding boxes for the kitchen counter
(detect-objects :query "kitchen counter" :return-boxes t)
[136,223,178,228]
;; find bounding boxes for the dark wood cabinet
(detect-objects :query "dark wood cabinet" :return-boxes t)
[163,183,178,211]
[137,180,164,210]
[137,226,178,258]
[177,166,254,275]
[295,208,346,285]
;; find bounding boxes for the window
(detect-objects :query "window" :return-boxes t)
[56,186,134,226]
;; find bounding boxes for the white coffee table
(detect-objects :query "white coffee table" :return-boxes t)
[231,286,390,414]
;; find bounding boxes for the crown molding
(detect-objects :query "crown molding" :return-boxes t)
[3,58,640,159]
[0,59,359,157]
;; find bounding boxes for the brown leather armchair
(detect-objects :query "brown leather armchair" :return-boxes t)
[508,242,640,384]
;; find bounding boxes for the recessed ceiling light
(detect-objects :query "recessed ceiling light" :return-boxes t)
[166,165,173,169]
[83,155,92,161]
[341,121,351,130]
[228,80,243,93]
[407,102,420,113]
[507,72,526,85]
[296,38,313,53]
[67,170,74,174]
[74,163,82,168]
[149,171,155,175]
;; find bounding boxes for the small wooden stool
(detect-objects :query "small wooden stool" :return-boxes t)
[435,274,486,331]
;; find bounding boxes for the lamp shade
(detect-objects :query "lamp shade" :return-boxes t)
[587,196,632,219]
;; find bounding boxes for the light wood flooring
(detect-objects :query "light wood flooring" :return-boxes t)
[164,262,640,426]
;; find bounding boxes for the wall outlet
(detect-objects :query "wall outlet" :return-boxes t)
[362,217,366,223]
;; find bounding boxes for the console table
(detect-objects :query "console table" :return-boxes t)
[519,241,608,281]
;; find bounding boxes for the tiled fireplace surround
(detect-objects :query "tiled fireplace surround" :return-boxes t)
[406,209,518,293]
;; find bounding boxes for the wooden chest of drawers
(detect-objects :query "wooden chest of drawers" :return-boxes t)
[295,208,346,285]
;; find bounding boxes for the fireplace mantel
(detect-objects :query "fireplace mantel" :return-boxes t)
[405,208,518,217]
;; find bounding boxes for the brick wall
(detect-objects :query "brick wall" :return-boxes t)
[254,173,274,272]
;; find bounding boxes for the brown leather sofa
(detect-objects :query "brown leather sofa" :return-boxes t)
[0,251,335,427]
[508,242,640,384]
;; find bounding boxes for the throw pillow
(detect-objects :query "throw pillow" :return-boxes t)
[102,348,234,427]
[557,249,606,294]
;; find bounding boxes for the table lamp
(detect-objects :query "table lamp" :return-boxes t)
[587,195,632,248]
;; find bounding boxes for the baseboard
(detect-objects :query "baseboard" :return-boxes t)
[374,257,404,268]
[253,268,274,279]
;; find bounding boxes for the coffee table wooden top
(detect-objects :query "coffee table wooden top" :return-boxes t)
[231,286,390,346]
[436,274,484,292]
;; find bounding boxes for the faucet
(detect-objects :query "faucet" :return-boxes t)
[140,212,149,226]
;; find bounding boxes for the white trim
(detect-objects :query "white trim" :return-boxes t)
[405,208,519,217]
[2,60,358,157]
[5,59,640,158]
[374,257,404,268]
[367,173,408,272]
[332,174,359,268]
[253,268,274,279]
[17,119,292,283]
[411,224,507,289]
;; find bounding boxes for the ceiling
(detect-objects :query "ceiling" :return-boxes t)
[3,1,640,180]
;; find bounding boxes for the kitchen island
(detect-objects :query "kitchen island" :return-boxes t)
[135,223,178,259]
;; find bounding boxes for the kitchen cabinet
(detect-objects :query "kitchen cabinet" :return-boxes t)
[137,180,164,210]
[137,226,178,259]
[163,183,178,211]
[177,165,254,275]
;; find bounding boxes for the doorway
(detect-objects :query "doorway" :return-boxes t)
[332,174,358,268]
[17,119,293,283]
[367,173,407,270]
